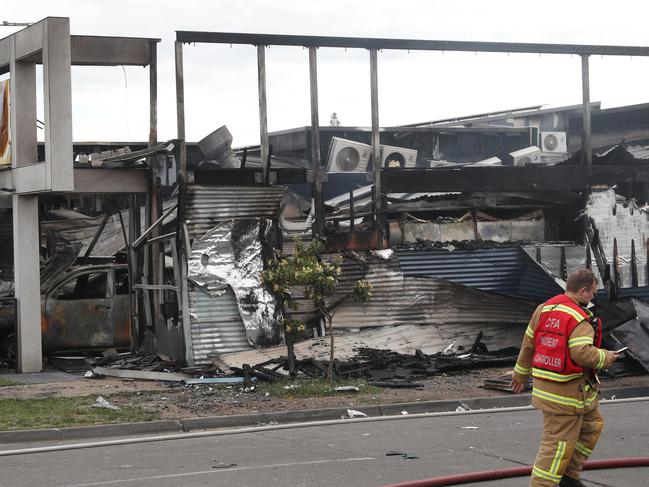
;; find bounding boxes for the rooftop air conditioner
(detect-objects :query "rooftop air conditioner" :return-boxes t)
[509,146,541,166]
[325,137,371,173]
[380,144,418,169]
[539,131,567,153]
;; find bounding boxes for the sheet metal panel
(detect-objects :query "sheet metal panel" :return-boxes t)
[185,185,285,239]
[624,144,649,160]
[518,263,563,303]
[288,249,544,328]
[397,247,523,294]
[333,278,536,328]
[332,260,537,330]
[396,247,561,301]
[188,287,252,366]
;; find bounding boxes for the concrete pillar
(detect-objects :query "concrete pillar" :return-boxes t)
[11,194,42,372]
[10,37,42,372]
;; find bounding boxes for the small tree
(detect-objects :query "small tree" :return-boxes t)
[262,239,371,380]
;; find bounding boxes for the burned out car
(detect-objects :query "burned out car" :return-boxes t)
[0,264,131,363]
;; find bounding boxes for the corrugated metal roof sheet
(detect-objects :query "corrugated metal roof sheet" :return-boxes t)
[613,144,649,160]
[325,184,458,213]
[285,250,546,329]
[396,246,561,302]
[188,287,253,366]
[185,185,285,239]
[332,257,537,330]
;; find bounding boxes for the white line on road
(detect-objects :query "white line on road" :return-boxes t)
[64,457,377,486]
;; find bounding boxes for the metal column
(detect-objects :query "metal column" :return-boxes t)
[148,40,163,339]
[257,45,269,183]
[174,41,187,175]
[581,54,592,176]
[369,49,384,248]
[174,39,193,365]
[309,47,325,238]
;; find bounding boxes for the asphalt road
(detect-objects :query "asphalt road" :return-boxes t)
[1,399,647,487]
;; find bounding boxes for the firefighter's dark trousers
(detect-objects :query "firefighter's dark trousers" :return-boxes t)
[530,407,604,486]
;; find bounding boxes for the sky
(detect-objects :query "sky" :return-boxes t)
[3,0,649,147]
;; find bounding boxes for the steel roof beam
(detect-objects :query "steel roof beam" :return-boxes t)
[176,31,649,57]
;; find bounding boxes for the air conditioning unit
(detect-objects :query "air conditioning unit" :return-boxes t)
[380,144,418,169]
[539,131,567,153]
[510,146,541,166]
[325,137,372,173]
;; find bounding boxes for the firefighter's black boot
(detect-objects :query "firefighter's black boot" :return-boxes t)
[559,475,586,487]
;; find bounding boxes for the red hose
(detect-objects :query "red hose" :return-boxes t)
[380,457,649,487]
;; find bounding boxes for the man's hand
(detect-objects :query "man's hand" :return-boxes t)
[510,378,524,394]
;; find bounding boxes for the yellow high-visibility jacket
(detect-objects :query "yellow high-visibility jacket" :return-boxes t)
[512,302,617,415]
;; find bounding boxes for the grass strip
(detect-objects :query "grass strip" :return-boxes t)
[0,396,160,431]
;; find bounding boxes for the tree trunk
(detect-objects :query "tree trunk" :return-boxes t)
[326,314,334,381]
[286,329,296,377]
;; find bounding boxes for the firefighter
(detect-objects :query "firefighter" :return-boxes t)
[511,268,619,487]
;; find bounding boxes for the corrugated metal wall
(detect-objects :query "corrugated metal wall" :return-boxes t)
[188,287,253,365]
[518,263,563,302]
[183,185,285,364]
[185,185,285,240]
[397,247,522,294]
[332,280,535,351]
[333,258,537,329]
[396,246,561,302]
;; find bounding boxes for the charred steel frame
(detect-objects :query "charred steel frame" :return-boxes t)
[174,31,649,248]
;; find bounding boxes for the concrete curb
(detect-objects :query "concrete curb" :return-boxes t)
[1,385,648,445]
[0,420,184,444]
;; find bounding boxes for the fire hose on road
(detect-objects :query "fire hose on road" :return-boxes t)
[380,456,649,487]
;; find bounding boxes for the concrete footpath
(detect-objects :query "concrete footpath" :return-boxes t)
[1,384,647,445]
